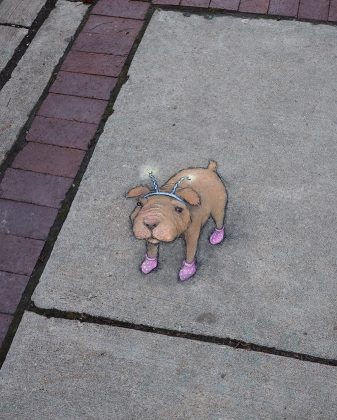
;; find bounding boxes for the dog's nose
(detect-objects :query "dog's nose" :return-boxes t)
[145,222,157,230]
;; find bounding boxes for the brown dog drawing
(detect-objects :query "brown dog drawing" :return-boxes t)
[127,161,227,281]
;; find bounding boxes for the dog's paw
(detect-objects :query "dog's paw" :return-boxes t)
[179,260,197,281]
[209,227,225,245]
[141,255,158,274]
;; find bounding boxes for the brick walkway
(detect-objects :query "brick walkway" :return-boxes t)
[0,0,336,349]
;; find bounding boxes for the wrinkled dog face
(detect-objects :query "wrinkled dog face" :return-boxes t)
[130,196,191,243]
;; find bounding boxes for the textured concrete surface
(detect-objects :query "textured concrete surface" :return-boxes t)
[0,0,88,164]
[1,312,337,419]
[0,0,46,26]
[33,12,337,358]
[0,26,27,72]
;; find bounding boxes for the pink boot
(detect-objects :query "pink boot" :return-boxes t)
[209,227,225,245]
[179,260,197,281]
[141,254,158,274]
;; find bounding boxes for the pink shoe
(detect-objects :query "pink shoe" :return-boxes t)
[141,254,158,274]
[209,227,225,245]
[179,260,197,281]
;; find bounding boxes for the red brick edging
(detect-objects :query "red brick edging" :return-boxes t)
[0,0,336,347]
[151,0,337,22]
[0,0,150,346]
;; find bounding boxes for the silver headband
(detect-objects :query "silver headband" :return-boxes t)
[143,172,190,204]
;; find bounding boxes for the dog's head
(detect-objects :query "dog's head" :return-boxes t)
[127,184,200,244]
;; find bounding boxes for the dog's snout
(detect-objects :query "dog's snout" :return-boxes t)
[145,222,157,230]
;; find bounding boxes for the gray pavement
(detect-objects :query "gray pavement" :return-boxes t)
[1,312,337,420]
[33,11,337,359]
[0,0,46,26]
[1,8,337,420]
[0,0,88,163]
[0,26,27,72]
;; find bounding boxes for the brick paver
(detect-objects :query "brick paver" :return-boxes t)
[181,0,210,8]
[73,32,135,56]
[329,0,337,21]
[209,0,240,11]
[27,117,97,150]
[239,0,270,13]
[38,93,107,124]
[50,71,117,100]
[268,0,299,16]
[82,15,143,37]
[152,0,180,4]
[92,0,150,19]
[0,169,73,208]
[298,0,329,21]
[0,272,29,314]
[62,50,126,77]
[0,200,57,240]
[0,234,44,276]
[12,143,85,178]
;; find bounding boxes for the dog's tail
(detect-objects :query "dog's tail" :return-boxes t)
[207,160,218,172]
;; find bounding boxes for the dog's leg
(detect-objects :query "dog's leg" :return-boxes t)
[179,225,200,281]
[140,241,159,274]
[147,241,159,258]
[210,205,226,245]
[184,226,200,263]
[211,205,226,230]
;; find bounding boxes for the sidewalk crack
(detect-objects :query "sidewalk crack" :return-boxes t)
[27,303,337,368]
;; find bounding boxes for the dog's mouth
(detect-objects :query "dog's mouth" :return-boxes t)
[148,237,160,244]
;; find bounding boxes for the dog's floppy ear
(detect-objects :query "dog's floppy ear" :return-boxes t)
[126,185,150,198]
[178,188,200,206]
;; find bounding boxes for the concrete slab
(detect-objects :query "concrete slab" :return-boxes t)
[33,12,337,359]
[0,0,88,164]
[1,312,337,419]
[0,26,27,72]
[0,0,46,26]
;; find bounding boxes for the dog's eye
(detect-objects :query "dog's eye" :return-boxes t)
[137,201,143,207]
[175,206,183,213]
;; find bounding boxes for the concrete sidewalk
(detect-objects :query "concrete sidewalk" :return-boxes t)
[1,1,337,419]
[33,11,337,359]
[1,312,337,419]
